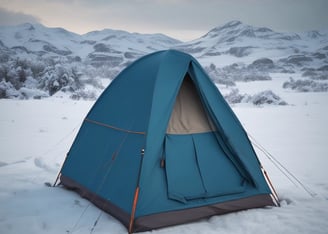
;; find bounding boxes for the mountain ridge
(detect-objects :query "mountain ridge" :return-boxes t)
[1,21,327,63]
[0,21,327,99]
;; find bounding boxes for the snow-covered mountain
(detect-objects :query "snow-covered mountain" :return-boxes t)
[0,22,180,66]
[0,23,181,99]
[174,20,328,94]
[0,21,327,99]
[176,20,328,66]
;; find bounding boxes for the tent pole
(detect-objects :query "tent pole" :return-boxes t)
[128,186,140,234]
[53,172,61,187]
[261,166,280,206]
[128,148,145,233]
[52,152,69,187]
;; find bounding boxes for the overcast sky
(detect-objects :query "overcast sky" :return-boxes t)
[0,0,327,41]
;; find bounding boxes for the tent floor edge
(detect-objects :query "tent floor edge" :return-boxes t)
[132,194,275,233]
[60,175,131,230]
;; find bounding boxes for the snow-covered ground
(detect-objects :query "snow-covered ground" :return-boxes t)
[1,79,328,234]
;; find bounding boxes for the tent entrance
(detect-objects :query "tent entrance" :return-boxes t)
[165,75,246,203]
[166,75,215,134]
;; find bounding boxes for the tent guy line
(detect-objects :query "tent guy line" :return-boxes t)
[248,134,317,198]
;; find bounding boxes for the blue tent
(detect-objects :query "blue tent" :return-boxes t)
[58,50,278,233]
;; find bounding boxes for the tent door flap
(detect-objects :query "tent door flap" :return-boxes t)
[165,132,246,203]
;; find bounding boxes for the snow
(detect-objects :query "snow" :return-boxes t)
[1,79,328,234]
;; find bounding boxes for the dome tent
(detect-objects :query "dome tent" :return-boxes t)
[56,50,279,233]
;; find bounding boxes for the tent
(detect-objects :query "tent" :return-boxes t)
[56,50,279,233]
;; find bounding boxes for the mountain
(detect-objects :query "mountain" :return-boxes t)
[0,21,327,99]
[0,23,181,99]
[175,20,328,65]
[173,20,328,91]
[0,22,181,65]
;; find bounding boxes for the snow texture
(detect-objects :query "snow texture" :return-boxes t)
[1,77,328,234]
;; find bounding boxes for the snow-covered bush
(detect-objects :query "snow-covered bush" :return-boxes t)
[223,63,272,82]
[302,68,328,80]
[224,88,287,105]
[223,88,246,104]
[19,87,49,99]
[247,90,287,105]
[0,81,21,98]
[283,77,328,92]
[38,64,85,95]
[205,62,272,86]
[70,90,98,100]
[241,73,272,82]
[205,63,236,86]
[0,81,9,98]
[0,56,111,99]
[248,58,274,70]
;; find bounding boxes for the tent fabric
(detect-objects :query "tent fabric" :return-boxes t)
[165,132,247,203]
[59,49,277,233]
[166,75,215,134]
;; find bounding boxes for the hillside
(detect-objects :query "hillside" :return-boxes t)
[0,21,327,99]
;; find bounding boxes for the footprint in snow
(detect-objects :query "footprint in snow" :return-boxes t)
[34,157,56,173]
[0,160,27,167]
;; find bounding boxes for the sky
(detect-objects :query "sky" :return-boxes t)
[0,0,328,41]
